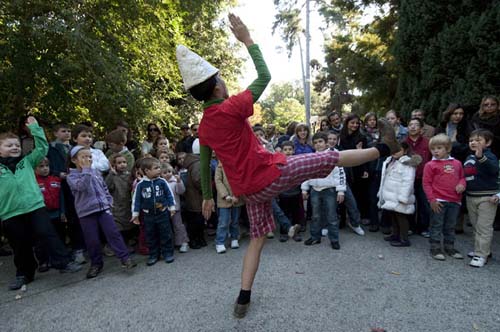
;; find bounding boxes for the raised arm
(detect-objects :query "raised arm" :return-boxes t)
[228,13,271,102]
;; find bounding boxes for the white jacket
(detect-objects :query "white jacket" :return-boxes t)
[377,155,420,215]
[91,147,110,173]
[301,165,347,194]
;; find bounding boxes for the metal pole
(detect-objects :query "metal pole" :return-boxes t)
[298,38,307,105]
[305,0,311,127]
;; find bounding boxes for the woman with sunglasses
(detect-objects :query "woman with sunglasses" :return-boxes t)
[141,123,162,156]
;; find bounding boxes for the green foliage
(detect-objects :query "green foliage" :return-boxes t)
[257,80,324,131]
[314,1,398,115]
[273,97,305,130]
[0,0,241,138]
[394,0,498,122]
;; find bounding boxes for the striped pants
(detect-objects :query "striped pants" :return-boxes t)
[245,150,339,238]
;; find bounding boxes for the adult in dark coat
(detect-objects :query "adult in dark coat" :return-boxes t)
[469,96,500,157]
[435,103,472,162]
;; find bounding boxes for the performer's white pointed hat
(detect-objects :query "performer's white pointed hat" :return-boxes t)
[176,45,219,90]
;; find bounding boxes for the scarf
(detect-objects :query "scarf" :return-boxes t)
[0,156,23,173]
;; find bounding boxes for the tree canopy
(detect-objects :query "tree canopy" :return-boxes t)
[274,0,499,122]
[0,0,241,136]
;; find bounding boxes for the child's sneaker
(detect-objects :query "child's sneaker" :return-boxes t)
[348,223,365,236]
[73,250,86,265]
[266,232,274,239]
[147,256,158,266]
[59,261,83,273]
[444,248,464,259]
[8,276,32,290]
[103,245,115,257]
[121,258,137,269]
[384,234,399,242]
[287,224,301,238]
[231,240,240,249]
[304,238,321,246]
[86,265,103,279]
[420,231,430,238]
[279,234,289,242]
[165,256,175,264]
[390,239,410,247]
[430,248,446,261]
[467,251,492,258]
[38,262,50,273]
[215,244,226,254]
[179,242,189,253]
[321,229,328,237]
[469,256,487,268]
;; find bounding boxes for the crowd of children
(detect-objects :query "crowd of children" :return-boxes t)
[1,98,499,292]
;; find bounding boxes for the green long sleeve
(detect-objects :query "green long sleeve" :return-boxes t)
[200,144,213,200]
[246,44,271,102]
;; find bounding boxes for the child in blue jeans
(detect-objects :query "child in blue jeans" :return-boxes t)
[214,161,244,253]
[301,132,346,250]
[131,157,176,265]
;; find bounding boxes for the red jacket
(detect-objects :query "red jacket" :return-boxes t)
[422,158,466,204]
[406,135,431,179]
[36,174,61,211]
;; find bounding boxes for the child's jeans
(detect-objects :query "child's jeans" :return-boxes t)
[413,179,431,233]
[144,211,174,259]
[467,195,497,257]
[339,185,362,227]
[79,210,129,267]
[271,199,292,235]
[310,188,339,242]
[429,201,460,249]
[216,207,241,245]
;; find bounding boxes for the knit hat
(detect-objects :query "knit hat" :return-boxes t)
[176,45,219,90]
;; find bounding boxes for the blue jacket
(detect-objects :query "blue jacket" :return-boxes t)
[132,177,176,217]
[464,148,499,195]
[67,167,113,218]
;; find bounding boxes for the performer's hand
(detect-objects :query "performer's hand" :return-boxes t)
[131,216,140,225]
[202,199,215,220]
[228,13,254,47]
[490,195,500,204]
[302,191,309,200]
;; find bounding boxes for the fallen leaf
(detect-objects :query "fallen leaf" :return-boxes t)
[473,323,479,331]
[15,294,22,300]
[371,328,386,332]
[390,271,401,276]
[295,271,305,274]
[20,285,27,292]
[378,255,384,260]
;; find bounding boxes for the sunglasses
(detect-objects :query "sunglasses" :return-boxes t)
[148,127,160,132]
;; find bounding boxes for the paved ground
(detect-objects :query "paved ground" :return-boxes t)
[1,225,500,332]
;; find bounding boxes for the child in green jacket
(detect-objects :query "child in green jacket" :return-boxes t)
[0,117,81,290]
